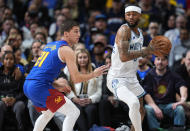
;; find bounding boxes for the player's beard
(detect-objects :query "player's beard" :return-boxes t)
[126,20,139,28]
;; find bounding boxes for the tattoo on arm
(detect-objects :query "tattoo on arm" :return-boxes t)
[117,26,148,62]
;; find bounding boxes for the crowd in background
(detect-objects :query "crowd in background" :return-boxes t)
[0,0,190,131]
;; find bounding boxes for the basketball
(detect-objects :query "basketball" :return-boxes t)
[149,36,172,56]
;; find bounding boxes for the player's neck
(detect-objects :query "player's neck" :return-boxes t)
[132,28,139,36]
[62,37,73,47]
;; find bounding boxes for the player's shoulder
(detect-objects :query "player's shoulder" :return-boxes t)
[116,24,131,40]
[119,24,130,31]
[58,46,75,62]
[59,46,75,58]
[59,45,73,53]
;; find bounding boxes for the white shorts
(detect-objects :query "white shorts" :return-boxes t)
[107,75,145,98]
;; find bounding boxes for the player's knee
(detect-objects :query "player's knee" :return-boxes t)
[129,100,140,110]
[69,106,80,119]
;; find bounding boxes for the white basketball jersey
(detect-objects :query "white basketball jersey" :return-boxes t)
[108,24,143,78]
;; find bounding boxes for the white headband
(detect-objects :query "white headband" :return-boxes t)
[125,6,141,14]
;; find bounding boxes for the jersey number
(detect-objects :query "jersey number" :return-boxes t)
[34,51,49,67]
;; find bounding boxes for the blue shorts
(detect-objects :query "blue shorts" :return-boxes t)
[24,80,65,112]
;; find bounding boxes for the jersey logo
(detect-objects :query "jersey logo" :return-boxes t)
[54,96,63,104]
[129,42,142,51]
[112,79,119,89]
[34,51,49,67]
[44,45,56,51]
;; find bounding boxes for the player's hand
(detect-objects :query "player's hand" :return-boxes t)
[57,85,71,93]
[146,43,154,55]
[93,65,109,77]
[148,39,170,56]
[53,78,71,93]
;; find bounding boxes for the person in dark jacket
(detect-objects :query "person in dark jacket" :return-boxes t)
[0,51,26,131]
[143,56,187,131]
[175,50,190,101]
[175,50,190,127]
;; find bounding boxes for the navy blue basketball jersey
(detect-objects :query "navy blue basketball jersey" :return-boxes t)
[26,41,68,83]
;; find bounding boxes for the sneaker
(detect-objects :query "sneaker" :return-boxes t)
[115,125,130,131]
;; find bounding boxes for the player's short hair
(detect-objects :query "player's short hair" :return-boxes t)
[60,20,79,35]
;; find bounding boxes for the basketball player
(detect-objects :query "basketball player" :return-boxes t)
[23,20,108,131]
[107,5,159,131]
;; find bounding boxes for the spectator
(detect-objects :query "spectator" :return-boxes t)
[22,22,39,59]
[1,7,14,23]
[21,11,39,41]
[0,51,26,131]
[0,18,15,47]
[93,33,108,47]
[34,32,46,44]
[138,0,160,30]
[14,48,26,75]
[5,33,22,52]
[154,0,176,31]
[162,14,176,33]
[86,10,101,29]
[49,14,66,40]
[8,26,21,36]
[66,49,102,131]
[143,56,187,131]
[83,27,100,51]
[103,45,113,59]
[169,28,190,69]
[144,21,160,47]
[35,26,53,43]
[175,50,190,101]
[22,21,39,50]
[164,15,187,44]
[106,0,124,33]
[94,14,116,45]
[28,0,52,28]
[63,0,79,20]
[60,6,72,20]
[137,57,152,85]
[25,40,42,76]
[0,44,13,62]
[175,50,190,128]
[91,42,105,67]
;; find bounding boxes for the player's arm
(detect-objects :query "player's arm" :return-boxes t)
[53,78,71,93]
[116,25,153,62]
[59,46,108,84]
